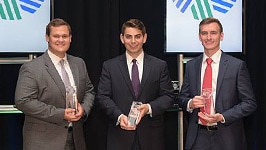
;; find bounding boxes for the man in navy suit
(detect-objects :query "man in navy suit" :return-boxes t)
[96,19,175,150]
[178,17,257,150]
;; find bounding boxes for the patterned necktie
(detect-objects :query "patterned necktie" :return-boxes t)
[60,59,75,127]
[200,58,213,125]
[59,59,71,89]
[132,59,140,97]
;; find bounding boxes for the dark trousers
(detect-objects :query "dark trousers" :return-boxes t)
[131,133,141,150]
[65,127,75,150]
[191,128,223,150]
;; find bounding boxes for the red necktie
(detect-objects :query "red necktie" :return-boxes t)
[200,58,213,125]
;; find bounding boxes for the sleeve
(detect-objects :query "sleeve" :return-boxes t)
[15,63,65,125]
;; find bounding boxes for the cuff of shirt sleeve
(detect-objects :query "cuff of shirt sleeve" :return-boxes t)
[147,104,152,117]
[116,114,123,126]
[220,115,226,123]
[187,99,193,113]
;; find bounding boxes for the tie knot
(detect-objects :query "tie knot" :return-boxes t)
[132,59,137,64]
[60,59,65,66]
[206,58,213,65]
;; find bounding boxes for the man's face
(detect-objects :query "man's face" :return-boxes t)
[199,22,224,53]
[45,25,72,58]
[120,27,147,57]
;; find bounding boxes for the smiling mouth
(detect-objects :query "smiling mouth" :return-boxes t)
[56,44,65,46]
[129,44,138,48]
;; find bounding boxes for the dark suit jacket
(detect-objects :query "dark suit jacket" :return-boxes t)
[178,52,257,150]
[97,53,175,150]
[15,51,95,150]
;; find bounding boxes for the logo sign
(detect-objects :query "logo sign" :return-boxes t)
[166,0,242,53]
[0,0,50,53]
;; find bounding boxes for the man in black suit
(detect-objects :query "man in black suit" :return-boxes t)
[178,17,257,150]
[96,18,175,150]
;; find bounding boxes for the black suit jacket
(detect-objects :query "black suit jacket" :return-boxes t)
[178,52,257,150]
[97,53,175,150]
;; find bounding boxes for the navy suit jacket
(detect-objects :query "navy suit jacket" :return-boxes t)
[178,52,257,150]
[97,53,175,150]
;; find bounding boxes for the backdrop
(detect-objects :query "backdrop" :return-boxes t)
[0,0,264,149]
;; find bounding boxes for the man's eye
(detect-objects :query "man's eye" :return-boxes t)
[135,35,141,39]
[53,35,69,38]
[53,35,60,38]
[200,32,207,35]
[62,35,69,38]
[125,35,132,39]
[211,31,218,35]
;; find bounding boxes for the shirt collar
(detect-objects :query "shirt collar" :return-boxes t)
[47,49,68,65]
[203,49,221,64]
[126,51,144,64]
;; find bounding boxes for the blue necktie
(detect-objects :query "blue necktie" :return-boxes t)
[132,59,140,97]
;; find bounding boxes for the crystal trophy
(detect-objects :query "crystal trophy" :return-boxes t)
[128,101,142,126]
[201,88,214,115]
[66,86,78,114]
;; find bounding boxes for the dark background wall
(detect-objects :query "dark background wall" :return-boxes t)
[0,0,265,149]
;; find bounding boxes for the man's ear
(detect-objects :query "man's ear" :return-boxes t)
[220,32,224,41]
[45,34,49,42]
[143,33,147,44]
[120,34,124,44]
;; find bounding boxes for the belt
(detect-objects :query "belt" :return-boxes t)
[199,124,218,131]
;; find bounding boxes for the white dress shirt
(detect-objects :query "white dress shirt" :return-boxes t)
[186,50,223,125]
[47,50,75,87]
[117,51,152,125]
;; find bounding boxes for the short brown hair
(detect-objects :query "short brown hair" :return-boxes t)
[46,18,72,36]
[199,17,223,33]
[121,19,146,35]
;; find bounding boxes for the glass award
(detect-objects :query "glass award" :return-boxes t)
[66,86,78,114]
[201,88,215,115]
[128,101,142,126]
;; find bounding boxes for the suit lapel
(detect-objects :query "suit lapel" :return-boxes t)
[68,56,79,92]
[43,52,66,98]
[216,53,229,98]
[139,54,151,98]
[195,55,203,95]
[191,56,203,114]
[118,55,135,97]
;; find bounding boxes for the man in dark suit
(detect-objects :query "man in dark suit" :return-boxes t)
[15,18,95,150]
[96,19,175,150]
[178,17,257,150]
